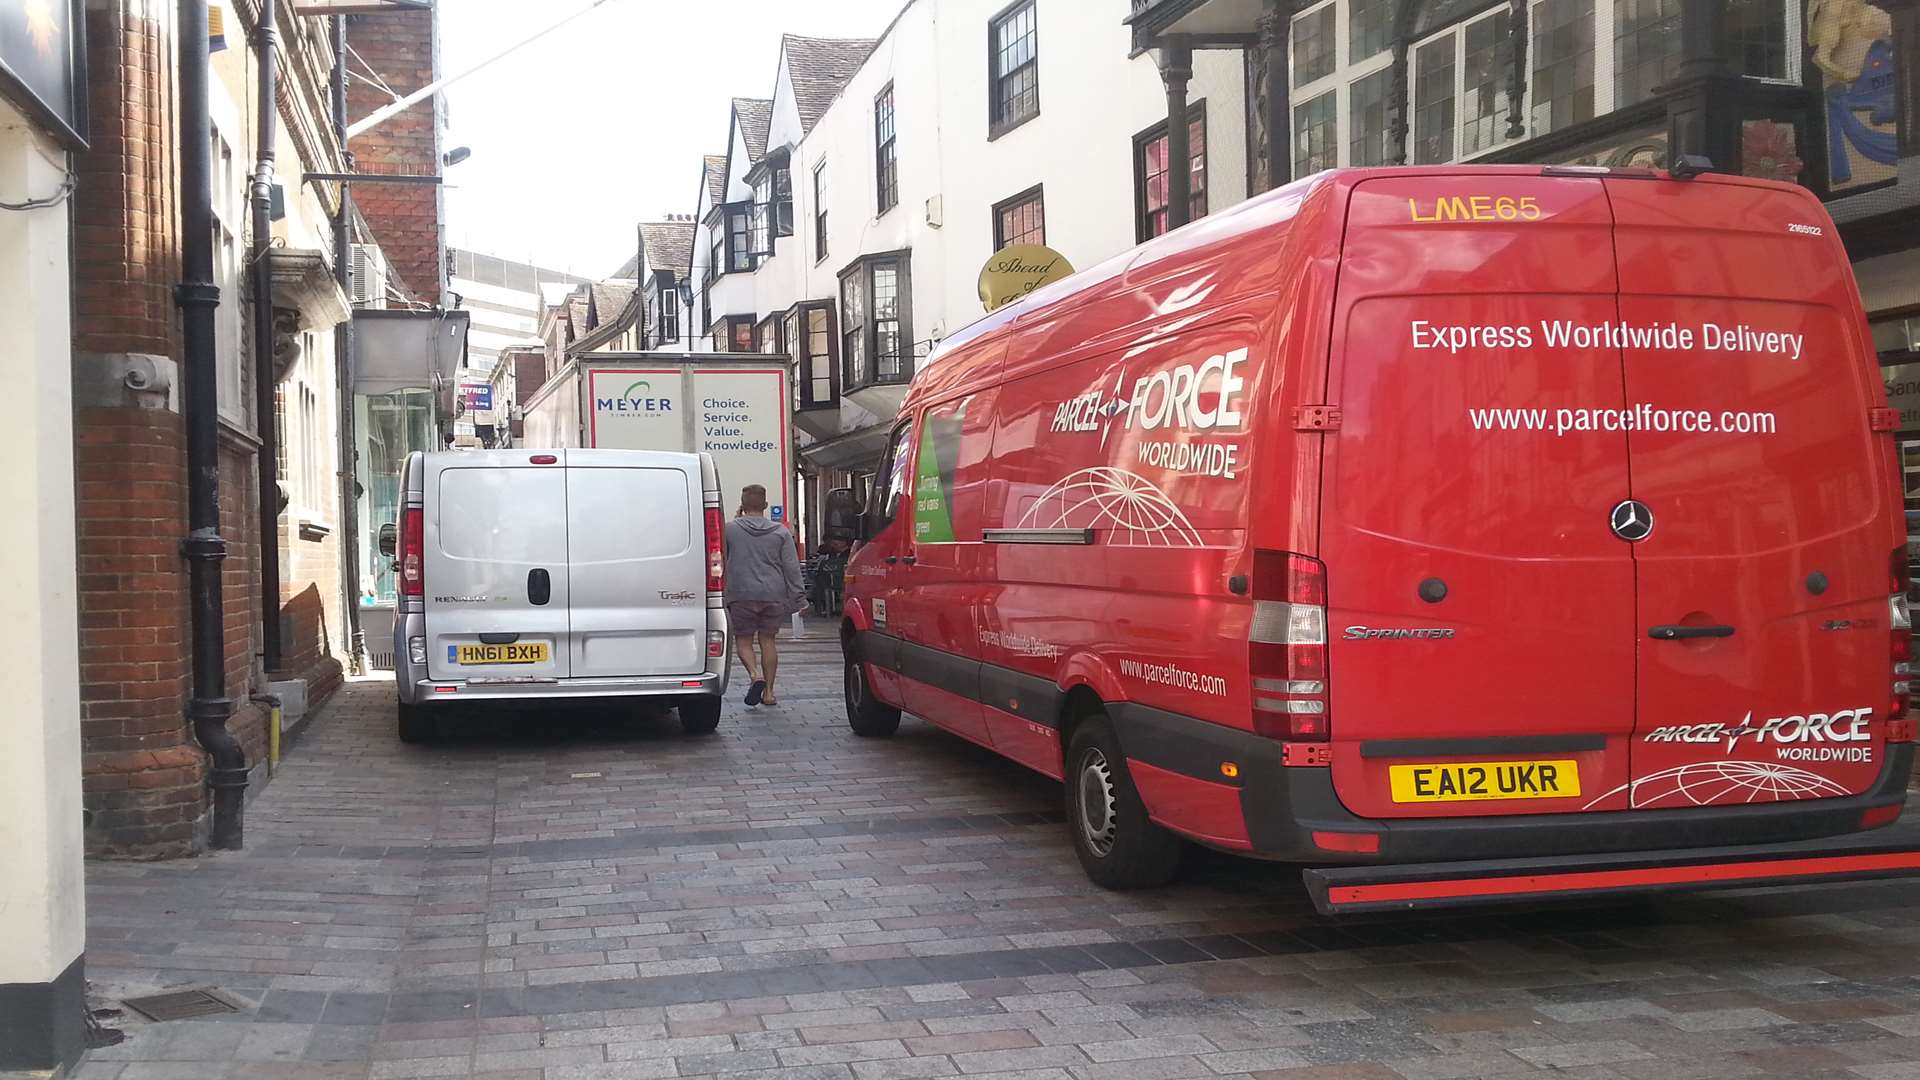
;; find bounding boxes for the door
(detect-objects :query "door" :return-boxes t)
[1602,177,1892,809]
[1322,174,1636,819]
[565,450,708,678]
[853,418,919,709]
[891,395,992,747]
[424,455,572,681]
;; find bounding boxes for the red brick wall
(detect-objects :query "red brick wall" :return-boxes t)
[346,12,443,304]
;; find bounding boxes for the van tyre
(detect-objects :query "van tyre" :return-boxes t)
[679,696,723,735]
[845,657,901,737]
[398,702,432,744]
[1067,716,1183,889]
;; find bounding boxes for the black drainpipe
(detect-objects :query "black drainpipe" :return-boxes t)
[178,0,248,850]
[251,0,283,675]
[333,13,366,673]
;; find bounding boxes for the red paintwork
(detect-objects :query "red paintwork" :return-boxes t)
[1325,850,1920,907]
[1129,761,1252,849]
[843,166,1903,860]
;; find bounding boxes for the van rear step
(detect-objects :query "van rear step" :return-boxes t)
[1303,826,1920,915]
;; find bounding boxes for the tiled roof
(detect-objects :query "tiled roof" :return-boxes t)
[734,97,773,162]
[566,292,589,339]
[609,253,640,279]
[703,154,727,204]
[783,35,876,134]
[639,221,696,278]
[590,283,636,328]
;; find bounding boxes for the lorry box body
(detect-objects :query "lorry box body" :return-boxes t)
[521,352,795,530]
[835,165,1920,909]
[392,448,731,738]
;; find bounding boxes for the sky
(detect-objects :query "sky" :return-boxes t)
[437,0,906,280]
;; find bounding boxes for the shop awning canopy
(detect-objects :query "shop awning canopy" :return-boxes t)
[352,309,469,398]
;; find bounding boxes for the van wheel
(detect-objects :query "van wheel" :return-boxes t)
[1066,716,1182,889]
[398,702,432,744]
[679,696,722,735]
[845,657,900,737]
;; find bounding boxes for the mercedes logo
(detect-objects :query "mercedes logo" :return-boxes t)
[1610,499,1654,542]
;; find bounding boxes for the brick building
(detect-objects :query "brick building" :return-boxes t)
[71,0,447,859]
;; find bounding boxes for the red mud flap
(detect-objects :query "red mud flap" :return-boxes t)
[1303,831,1920,915]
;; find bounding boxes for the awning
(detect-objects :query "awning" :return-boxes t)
[352,309,470,398]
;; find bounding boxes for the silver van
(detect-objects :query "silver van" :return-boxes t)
[387,448,731,741]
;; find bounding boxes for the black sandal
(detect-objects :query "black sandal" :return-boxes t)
[745,680,766,706]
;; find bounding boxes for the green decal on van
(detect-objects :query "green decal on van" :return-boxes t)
[913,400,966,543]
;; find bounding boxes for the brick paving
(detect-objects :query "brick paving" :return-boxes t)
[73,627,1920,1079]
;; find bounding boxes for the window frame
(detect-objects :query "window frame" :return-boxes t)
[787,300,840,412]
[992,184,1046,249]
[654,272,680,345]
[1133,101,1209,243]
[837,250,914,392]
[756,313,785,355]
[987,0,1041,139]
[749,174,773,257]
[1408,5,1517,165]
[773,160,794,237]
[715,314,755,354]
[813,160,830,263]
[1289,0,1395,175]
[874,83,898,216]
[724,202,756,273]
[869,416,917,536]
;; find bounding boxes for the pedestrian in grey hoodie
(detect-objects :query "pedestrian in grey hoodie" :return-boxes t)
[724,484,805,706]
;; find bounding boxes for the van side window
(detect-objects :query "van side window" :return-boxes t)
[869,418,916,534]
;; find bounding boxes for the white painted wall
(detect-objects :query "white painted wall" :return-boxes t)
[0,106,83,989]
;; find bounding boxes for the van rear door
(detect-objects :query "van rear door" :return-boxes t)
[563,449,708,678]
[1321,174,1636,819]
[424,454,572,682]
[1600,176,1891,809]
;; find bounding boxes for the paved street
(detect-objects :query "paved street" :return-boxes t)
[74,627,1920,1080]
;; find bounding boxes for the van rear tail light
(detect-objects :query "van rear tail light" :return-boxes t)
[708,630,726,658]
[1892,548,1911,727]
[704,507,726,594]
[529,454,558,465]
[408,636,427,665]
[400,508,424,597]
[1251,551,1329,746]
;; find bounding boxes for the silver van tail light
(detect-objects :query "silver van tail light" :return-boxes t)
[400,508,424,597]
[1251,551,1330,762]
[704,507,725,594]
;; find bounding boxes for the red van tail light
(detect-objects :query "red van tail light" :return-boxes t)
[1251,551,1329,744]
[705,507,726,594]
[400,507,424,597]
[1892,549,1912,733]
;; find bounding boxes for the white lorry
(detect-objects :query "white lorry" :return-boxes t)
[522,352,796,529]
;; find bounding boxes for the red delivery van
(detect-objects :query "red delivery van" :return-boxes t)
[832,165,1920,913]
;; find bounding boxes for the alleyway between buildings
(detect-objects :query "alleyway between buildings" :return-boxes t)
[73,632,1920,1080]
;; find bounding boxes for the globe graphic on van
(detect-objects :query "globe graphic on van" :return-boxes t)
[1014,467,1202,547]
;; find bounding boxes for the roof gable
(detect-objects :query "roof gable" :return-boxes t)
[781,35,876,135]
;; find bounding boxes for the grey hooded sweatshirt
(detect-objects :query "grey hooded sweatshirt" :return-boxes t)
[724,515,805,607]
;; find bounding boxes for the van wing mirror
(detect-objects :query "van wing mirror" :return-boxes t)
[824,487,864,543]
[377,522,398,560]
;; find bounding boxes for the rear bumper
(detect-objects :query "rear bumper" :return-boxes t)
[393,610,731,705]
[1107,702,1914,865]
[1305,828,1920,914]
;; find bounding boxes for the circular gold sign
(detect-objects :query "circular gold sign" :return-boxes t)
[978,244,1074,312]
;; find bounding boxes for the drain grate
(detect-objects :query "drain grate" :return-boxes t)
[121,989,239,1022]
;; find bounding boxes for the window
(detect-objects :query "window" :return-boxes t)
[1134,103,1207,242]
[725,204,755,272]
[993,185,1045,249]
[210,125,244,423]
[756,313,785,355]
[1726,0,1787,80]
[875,84,898,214]
[1293,5,1335,87]
[1412,36,1456,163]
[870,418,916,534]
[773,163,794,237]
[787,302,837,411]
[1531,0,1595,135]
[700,276,712,334]
[1349,68,1393,166]
[989,0,1039,134]
[1293,90,1337,177]
[839,253,913,390]
[713,315,754,353]
[813,161,829,260]
[750,175,772,257]
[656,273,679,344]
[1614,0,1681,108]
[1412,10,1514,164]
[1349,0,1389,62]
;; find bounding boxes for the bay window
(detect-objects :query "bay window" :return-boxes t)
[839,252,912,390]
[786,302,838,411]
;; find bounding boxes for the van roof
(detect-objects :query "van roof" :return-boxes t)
[925,165,1816,371]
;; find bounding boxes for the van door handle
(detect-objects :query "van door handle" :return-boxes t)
[885,556,898,564]
[528,568,551,606]
[902,556,917,565]
[1649,624,1734,640]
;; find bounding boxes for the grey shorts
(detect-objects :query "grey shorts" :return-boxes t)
[728,601,786,637]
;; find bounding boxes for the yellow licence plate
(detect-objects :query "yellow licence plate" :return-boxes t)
[453,642,549,665]
[1389,760,1581,803]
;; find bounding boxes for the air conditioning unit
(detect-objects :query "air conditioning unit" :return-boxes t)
[350,243,389,308]
[925,195,943,229]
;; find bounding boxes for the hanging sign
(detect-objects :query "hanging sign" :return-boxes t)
[978,244,1073,312]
